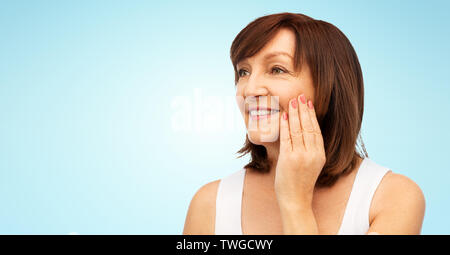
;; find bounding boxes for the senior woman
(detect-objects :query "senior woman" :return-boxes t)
[183,12,425,235]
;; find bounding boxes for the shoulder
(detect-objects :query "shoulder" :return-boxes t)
[182,179,221,235]
[369,170,426,234]
[373,171,426,213]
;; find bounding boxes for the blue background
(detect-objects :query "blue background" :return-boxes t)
[0,0,449,234]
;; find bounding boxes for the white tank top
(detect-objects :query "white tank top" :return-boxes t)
[215,157,391,235]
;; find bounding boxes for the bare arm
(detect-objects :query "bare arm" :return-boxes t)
[278,200,319,235]
[275,95,324,235]
[279,172,425,235]
[366,173,425,234]
[275,95,425,235]
[182,180,220,235]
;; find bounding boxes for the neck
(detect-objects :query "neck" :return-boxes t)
[262,140,280,183]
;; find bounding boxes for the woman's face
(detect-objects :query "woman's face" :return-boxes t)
[235,28,315,144]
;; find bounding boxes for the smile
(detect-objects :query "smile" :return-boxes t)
[248,107,280,120]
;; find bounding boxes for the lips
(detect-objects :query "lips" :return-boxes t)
[247,106,280,113]
[247,106,280,121]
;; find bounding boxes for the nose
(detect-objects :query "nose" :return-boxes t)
[243,71,269,98]
[240,72,280,111]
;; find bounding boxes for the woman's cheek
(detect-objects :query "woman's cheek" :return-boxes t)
[235,94,246,116]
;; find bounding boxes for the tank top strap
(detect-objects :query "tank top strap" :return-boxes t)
[215,168,246,235]
[338,157,392,234]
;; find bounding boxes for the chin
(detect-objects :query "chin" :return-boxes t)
[247,128,279,144]
[244,113,280,144]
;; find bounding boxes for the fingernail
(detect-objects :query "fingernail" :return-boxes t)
[283,112,288,120]
[308,100,313,109]
[299,94,306,104]
[290,98,297,109]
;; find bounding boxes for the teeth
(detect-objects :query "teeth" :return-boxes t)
[249,109,279,116]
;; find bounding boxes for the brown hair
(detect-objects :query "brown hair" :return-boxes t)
[231,12,368,187]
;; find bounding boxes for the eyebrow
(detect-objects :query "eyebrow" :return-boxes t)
[263,51,294,61]
[237,51,294,67]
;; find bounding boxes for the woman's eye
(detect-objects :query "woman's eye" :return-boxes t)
[271,66,286,74]
[238,66,287,78]
[238,69,249,77]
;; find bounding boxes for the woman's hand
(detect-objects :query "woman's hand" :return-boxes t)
[274,94,326,211]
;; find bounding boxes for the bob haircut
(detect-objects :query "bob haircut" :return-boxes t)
[231,12,368,187]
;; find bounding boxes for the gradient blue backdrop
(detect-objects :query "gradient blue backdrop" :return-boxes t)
[0,0,449,234]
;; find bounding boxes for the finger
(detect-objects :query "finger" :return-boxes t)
[288,97,305,151]
[298,94,315,151]
[307,99,325,151]
[279,111,292,152]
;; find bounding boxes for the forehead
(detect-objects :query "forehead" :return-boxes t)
[238,28,296,65]
[263,28,296,54]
